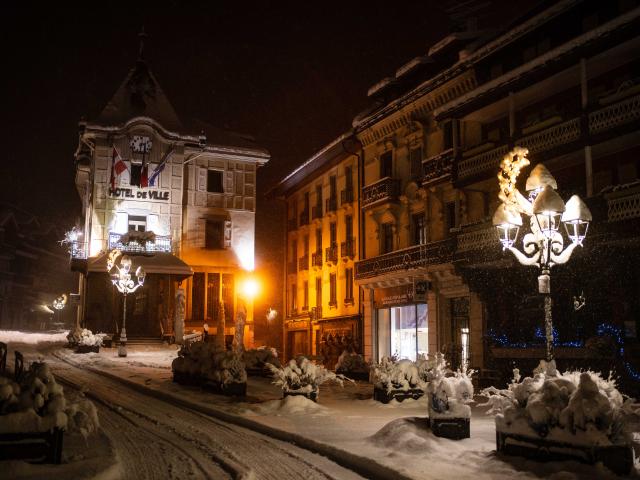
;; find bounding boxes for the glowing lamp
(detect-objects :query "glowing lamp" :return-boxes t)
[493,204,522,250]
[525,163,557,202]
[532,185,565,239]
[561,195,592,246]
[241,277,259,300]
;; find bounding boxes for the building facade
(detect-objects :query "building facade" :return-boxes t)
[72,53,269,344]
[269,135,362,366]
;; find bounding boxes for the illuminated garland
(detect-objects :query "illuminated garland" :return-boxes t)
[497,147,530,210]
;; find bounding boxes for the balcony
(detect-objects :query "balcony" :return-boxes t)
[341,238,355,259]
[312,205,323,220]
[287,261,297,275]
[312,250,323,268]
[341,189,354,206]
[604,183,640,222]
[361,177,401,209]
[108,232,172,253]
[355,238,455,280]
[298,254,309,271]
[325,244,338,264]
[422,149,454,186]
[299,209,309,227]
[325,197,337,214]
[456,222,498,253]
[589,92,640,136]
[287,218,297,231]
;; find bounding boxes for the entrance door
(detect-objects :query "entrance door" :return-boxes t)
[287,331,308,359]
[450,297,470,369]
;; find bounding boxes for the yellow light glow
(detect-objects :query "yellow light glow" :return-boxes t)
[241,278,260,299]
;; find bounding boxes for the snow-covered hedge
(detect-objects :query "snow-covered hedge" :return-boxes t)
[67,328,106,347]
[426,353,474,419]
[267,356,352,395]
[371,355,437,393]
[479,360,637,446]
[243,346,281,371]
[172,341,247,385]
[0,362,99,436]
[335,350,369,374]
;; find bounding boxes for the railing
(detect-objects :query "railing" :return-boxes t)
[325,244,338,264]
[108,232,172,253]
[325,197,337,213]
[361,177,401,209]
[589,93,640,135]
[422,148,454,186]
[287,218,297,231]
[355,238,455,279]
[605,184,640,222]
[341,189,354,205]
[457,145,509,182]
[456,223,498,253]
[298,255,309,271]
[287,261,297,275]
[299,209,309,226]
[341,238,355,259]
[312,205,323,220]
[519,117,581,155]
[312,250,323,268]
[69,241,88,259]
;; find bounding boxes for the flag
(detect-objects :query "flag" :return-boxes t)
[113,146,127,176]
[148,149,174,187]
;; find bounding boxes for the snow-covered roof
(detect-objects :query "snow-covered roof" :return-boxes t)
[88,251,193,279]
[367,77,397,98]
[394,56,433,79]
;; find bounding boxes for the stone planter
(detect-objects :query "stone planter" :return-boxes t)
[75,345,100,354]
[428,416,470,440]
[373,386,424,404]
[283,388,318,402]
[0,427,64,464]
[496,431,634,476]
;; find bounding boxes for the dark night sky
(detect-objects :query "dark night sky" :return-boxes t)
[2,1,533,313]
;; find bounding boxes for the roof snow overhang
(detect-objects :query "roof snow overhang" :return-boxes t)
[88,252,193,281]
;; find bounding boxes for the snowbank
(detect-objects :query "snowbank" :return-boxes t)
[244,395,330,416]
[0,330,69,345]
[67,328,105,347]
[267,356,351,396]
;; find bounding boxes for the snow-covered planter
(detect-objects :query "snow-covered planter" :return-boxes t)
[118,230,156,246]
[172,341,247,396]
[426,353,474,439]
[267,356,352,402]
[243,346,281,377]
[67,328,105,353]
[370,356,426,403]
[335,350,370,381]
[479,360,637,475]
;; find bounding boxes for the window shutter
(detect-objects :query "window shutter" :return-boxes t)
[196,218,206,248]
[198,167,207,191]
[114,212,128,234]
[224,220,232,248]
[147,214,159,234]
[225,171,233,193]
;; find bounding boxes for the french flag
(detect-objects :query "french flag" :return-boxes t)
[149,149,174,187]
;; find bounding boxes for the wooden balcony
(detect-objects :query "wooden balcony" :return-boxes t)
[361,177,400,209]
[298,255,309,271]
[341,189,354,205]
[422,148,454,186]
[355,238,455,280]
[341,238,355,259]
[311,250,323,268]
[325,244,338,264]
[589,92,640,136]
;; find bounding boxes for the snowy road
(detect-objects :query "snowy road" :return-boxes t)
[47,355,364,480]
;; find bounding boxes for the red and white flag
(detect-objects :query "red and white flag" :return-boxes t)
[111,146,127,190]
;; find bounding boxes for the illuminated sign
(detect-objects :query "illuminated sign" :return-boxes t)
[109,188,170,201]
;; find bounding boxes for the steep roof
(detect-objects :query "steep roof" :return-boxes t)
[95,59,183,131]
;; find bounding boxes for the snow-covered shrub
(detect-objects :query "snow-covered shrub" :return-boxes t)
[172,341,247,385]
[370,356,425,393]
[335,350,369,374]
[67,327,105,347]
[479,359,636,446]
[118,230,156,246]
[0,361,99,436]
[426,353,474,419]
[267,356,352,395]
[243,346,281,371]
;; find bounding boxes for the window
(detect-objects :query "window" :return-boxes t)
[303,281,309,310]
[345,268,354,303]
[315,228,322,252]
[381,222,394,254]
[330,222,337,246]
[303,235,309,254]
[410,146,423,180]
[192,272,205,321]
[222,273,234,323]
[207,273,220,321]
[207,170,224,193]
[315,277,322,308]
[304,191,310,212]
[345,215,353,240]
[345,166,353,192]
[380,151,393,179]
[128,215,146,232]
[205,220,225,249]
[329,273,337,307]
[291,239,298,261]
[329,175,337,201]
[445,202,458,233]
[413,213,426,245]
[290,283,297,312]
[443,121,454,150]
[130,163,143,187]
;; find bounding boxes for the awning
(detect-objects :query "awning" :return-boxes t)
[88,252,193,281]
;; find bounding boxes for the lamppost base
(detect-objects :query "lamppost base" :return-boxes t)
[118,329,127,357]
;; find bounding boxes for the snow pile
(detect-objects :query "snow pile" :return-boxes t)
[426,353,474,419]
[479,360,636,446]
[369,417,434,451]
[245,395,330,417]
[172,341,247,385]
[0,330,69,345]
[267,356,352,395]
[67,328,105,347]
[335,350,370,375]
[371,356,426,393]
[0,362,99,436]
[243,346,281,371]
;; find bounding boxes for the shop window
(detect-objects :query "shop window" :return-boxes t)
[380,151,393,179]
[329,273,337,307]
[377,303,428,362]
[381,222,394,254]
[207,170,224,193]
[128,215,146,232]
[192,273,205,321]
[345,268,354,304]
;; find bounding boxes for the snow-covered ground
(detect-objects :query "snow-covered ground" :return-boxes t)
[2,330,639,479]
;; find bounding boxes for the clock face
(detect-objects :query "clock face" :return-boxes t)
[130,135,152,154]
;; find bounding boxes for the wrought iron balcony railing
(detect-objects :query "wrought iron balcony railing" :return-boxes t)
[298,254,309,271]
[312,205,323,220]
[69,241,88,259]
[299,209,309,227]
[456,222,498,253]
[341,238,355,259]
[361,177,401,209]
[341,189,354,205]
[589,92,640,135]
[325,197,337,213]
[422,148,454,186]
[312,250,323,268]
[108,232,172,253]
[605,183,640,222]
[325,244,338,264]
[355,238,455,280]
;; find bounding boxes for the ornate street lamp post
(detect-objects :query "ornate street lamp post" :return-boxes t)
[493,148,592,362]
[52,294,67,327]
[108,250,146,357]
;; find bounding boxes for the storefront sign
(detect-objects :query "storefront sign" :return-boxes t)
[374,284,415,309]
[109,188,170,202]
[287,320,309,330]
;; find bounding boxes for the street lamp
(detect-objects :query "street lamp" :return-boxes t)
[493,148,591,362]
[52,294,67,329]
[108,250,146,357]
